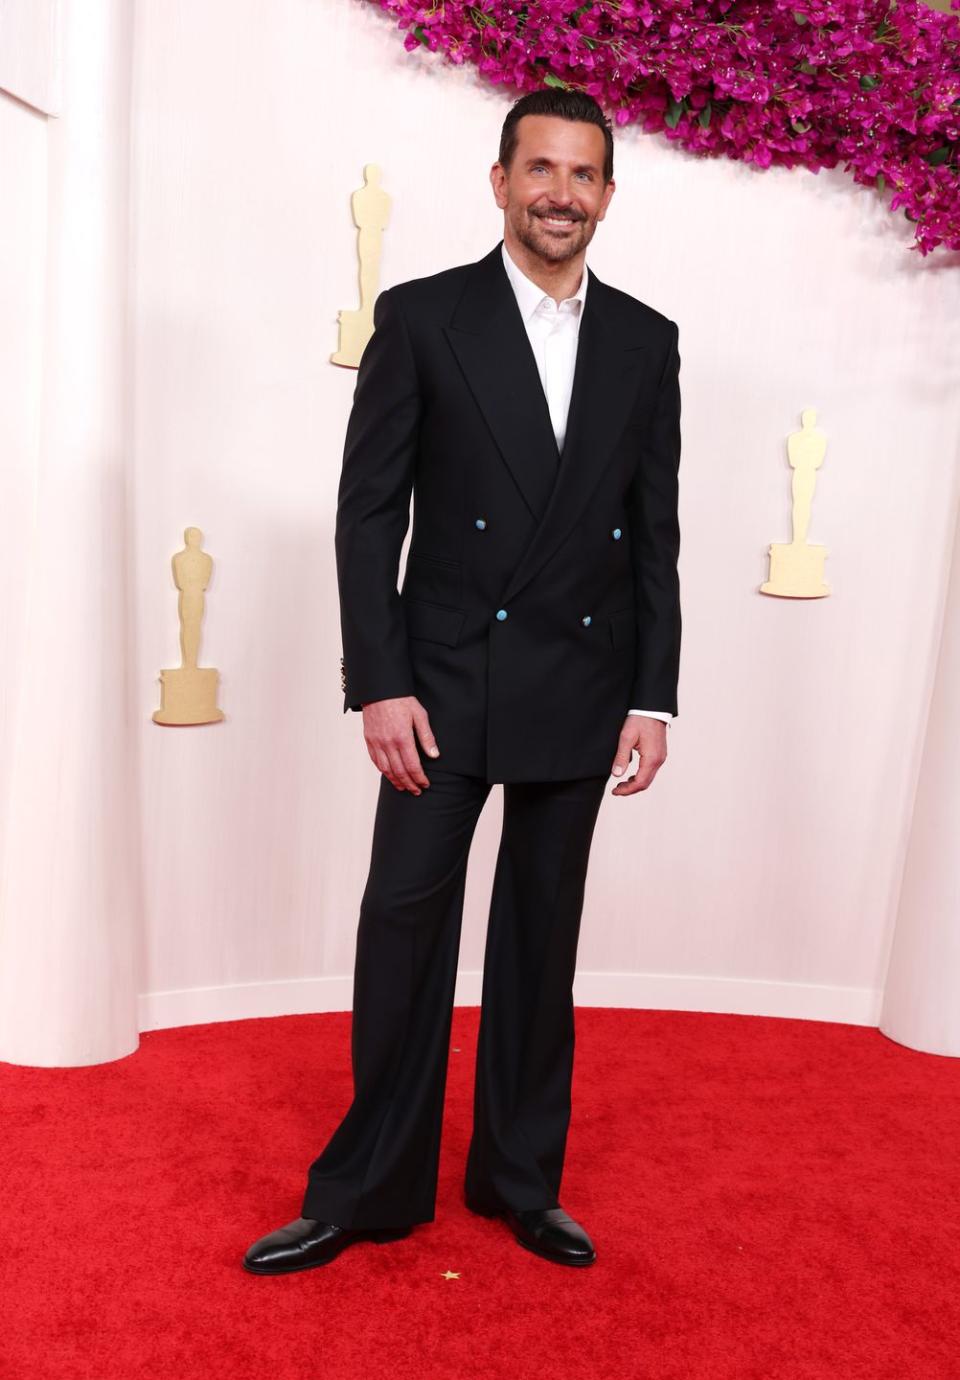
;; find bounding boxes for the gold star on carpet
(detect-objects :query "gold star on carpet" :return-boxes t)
[440,1270,461,1280]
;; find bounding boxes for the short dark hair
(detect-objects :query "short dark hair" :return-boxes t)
[498,89,614,185]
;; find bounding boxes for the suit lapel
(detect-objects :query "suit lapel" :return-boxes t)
[443,240,648,605]
[443,242,560,522]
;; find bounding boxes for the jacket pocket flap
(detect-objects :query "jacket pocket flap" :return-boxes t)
[608,606,636,649]
[403,597,466,647]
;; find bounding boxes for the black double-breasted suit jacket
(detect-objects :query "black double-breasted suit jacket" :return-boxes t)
[335,238,681,783]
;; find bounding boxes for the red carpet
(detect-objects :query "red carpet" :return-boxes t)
[2,1006,958,1379]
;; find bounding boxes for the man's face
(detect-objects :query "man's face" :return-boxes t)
[491,113,615,264]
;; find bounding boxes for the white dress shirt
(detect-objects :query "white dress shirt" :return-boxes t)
[500,241,673,728]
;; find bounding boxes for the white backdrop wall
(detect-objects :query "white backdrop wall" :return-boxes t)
[3,0,960,1063]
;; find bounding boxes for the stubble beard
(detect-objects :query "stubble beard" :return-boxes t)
[511,203,594,266]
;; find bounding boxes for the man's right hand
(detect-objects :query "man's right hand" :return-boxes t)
[360,696,440,794]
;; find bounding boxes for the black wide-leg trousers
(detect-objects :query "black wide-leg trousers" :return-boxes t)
[300,763,609,1231]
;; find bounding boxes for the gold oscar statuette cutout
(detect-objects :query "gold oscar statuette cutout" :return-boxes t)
[761,408,830,599]
[331,163,391,369]
[153,527,225,725]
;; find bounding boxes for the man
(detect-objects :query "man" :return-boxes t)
[244,87,681,1275]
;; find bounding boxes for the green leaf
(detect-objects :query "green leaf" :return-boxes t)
[876,172,886,193]
[412,22,427,44]
[924,146,951,166]
[664,96,685,129]
[859,74,880,91]
[792,10,809,23]
[543,72,570,90]
[698,101,712,129]
[790,117,811,133]
[798,59,818,75]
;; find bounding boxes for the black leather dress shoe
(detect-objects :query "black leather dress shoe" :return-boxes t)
[243,1216,411,1275]
[466,1197,596,1266]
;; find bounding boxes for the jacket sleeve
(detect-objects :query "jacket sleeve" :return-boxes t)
[624,319,682,717]
[335,286,420,712]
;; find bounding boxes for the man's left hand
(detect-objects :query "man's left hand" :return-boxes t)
[609,716,668,795]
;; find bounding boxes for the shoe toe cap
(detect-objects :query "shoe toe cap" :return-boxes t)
[244,1217,338,1268]
[542,1226,595,1260]
[512,1207,596,1261]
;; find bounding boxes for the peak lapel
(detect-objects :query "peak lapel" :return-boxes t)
[443,242,560,521]
[502,266,647,605]
[443,241,648,607]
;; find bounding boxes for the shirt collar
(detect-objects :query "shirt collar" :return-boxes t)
[501,239,589,323]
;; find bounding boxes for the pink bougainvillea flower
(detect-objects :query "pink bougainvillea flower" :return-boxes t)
[375,0,960,256]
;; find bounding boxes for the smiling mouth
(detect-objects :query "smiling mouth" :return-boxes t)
[537,214,578,229]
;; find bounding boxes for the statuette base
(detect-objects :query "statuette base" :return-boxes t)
[761,541,830,598]
[331,309,374,368]
[153,667,224,725]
